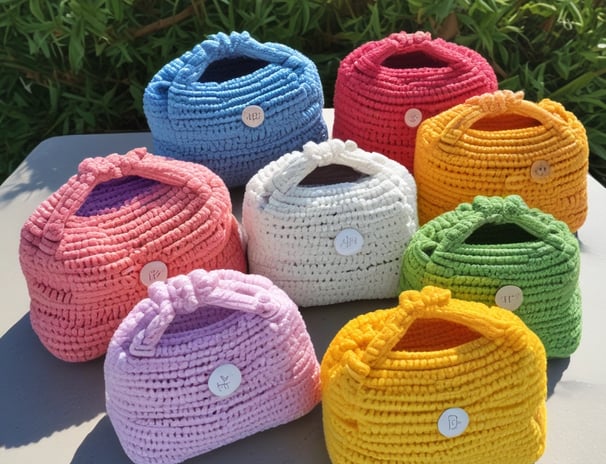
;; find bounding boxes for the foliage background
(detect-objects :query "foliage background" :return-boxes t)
[1,0,605,184]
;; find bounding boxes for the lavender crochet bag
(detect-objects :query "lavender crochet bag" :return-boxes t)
[104,268,321,464]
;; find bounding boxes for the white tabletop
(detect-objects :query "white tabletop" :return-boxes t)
[1,110,605,463]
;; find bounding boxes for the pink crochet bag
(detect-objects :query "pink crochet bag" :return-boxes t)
[19,148,246,362]
[333,31,498,172]
[104,268,321,464]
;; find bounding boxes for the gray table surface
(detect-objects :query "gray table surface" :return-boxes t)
[1,111,605,463]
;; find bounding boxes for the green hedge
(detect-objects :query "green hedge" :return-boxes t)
[2,0,605,184]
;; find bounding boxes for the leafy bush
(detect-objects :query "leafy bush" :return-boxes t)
[1,0,605,184]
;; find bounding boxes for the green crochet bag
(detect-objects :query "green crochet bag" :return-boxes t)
[399,195,581,358]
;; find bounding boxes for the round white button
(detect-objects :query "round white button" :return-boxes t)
[208,363,242,397]
[495,285,524,311]
[438,407,469,438]
[335,228,364,256]
[530,160,551,181]
[242,105,265,128]
[404,108,423,128]
[139,261,168,287]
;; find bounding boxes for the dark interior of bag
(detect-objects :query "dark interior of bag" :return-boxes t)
[381,51,449,69]
[299,165,368,186]
[198,56,271,83]
[463,222,539,245]
[394,318,482,351]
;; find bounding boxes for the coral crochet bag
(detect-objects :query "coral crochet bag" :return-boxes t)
[332,31,497,172]
[400,195,581,358]
[105,268,321,464]
[321,286,547,464]
[243,139,418,307]
[414,90,589,231]
[19,148,246,362]
[144,31,328,187]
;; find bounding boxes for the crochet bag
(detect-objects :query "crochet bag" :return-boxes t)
[414,90,589,231]
[321,286,547,464]
[243,139,418,307]
[400,195,581,358]
[19,148,246,362]
[332,31,497,172]
[143,30,328,187]
[105,268,321,464]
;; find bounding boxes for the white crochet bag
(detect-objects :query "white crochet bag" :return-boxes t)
[243,139,418,307]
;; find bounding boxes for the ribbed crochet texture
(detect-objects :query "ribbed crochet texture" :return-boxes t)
[400,195,581,358]
[144,31,328,187]
[105,268,321,464]
[414,89,589,232]
[321,286,547,464]
[243,139,418,307]
[332,31,497,172]
[19,148,246,362]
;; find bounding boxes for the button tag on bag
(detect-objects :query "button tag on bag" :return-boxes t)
[242,105,265,128]
[208,363,242,397]
[530,160,551,182]
[404,108,423,128]
[140,261,168,287]
[495,285,524,311]
[438,407,469,438]
[335,228,364,256]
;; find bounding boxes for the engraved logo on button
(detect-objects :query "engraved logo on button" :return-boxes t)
[438,407,469,438]
[208,363,242,397]
[139,261,168,287]
[495,285,524,311]
[404,108,423,128]
[530,160,551,182]
[242,105,265,128]
[335,228,364,256]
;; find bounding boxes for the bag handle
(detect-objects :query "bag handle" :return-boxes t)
[270,139,394,195]
[440,90,571,145]
[173,31,306,85]
[42,147,220,242]
[356,286,527,370]
[354,31,465,73]
[427,195,570,255]
[129,269,283,357]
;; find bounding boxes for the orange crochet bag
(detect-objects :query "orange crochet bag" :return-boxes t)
[414,90,588,232]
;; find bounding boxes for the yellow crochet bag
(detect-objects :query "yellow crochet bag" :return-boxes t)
[414,90,588,232]
[321,286,547,464]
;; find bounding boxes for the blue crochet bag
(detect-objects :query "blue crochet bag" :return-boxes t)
[143,31,328,187]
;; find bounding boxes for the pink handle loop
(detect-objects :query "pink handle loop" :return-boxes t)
[43,147,215,241]
[128,269,281,357]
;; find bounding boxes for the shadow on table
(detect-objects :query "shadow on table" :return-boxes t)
[71,406,330,464]
[0,314,106,448]
[547,357,570,397]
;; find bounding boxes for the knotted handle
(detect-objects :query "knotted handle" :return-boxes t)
[430,195,568,255]
[173,31,305,85]
[42,147,216,242]
[270,139,392,195]
[358,286,521,369]
[440,90,570,145]
[355,31,463,72]
[129,269,282,357]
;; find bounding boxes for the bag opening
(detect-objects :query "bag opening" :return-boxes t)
[470,114,542,131]
[198,57,271,83]
[394,318,481,351]
[299,165,368,186]
[464,223,539,245]
[381,51,449,69]
[76,176,162,217]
